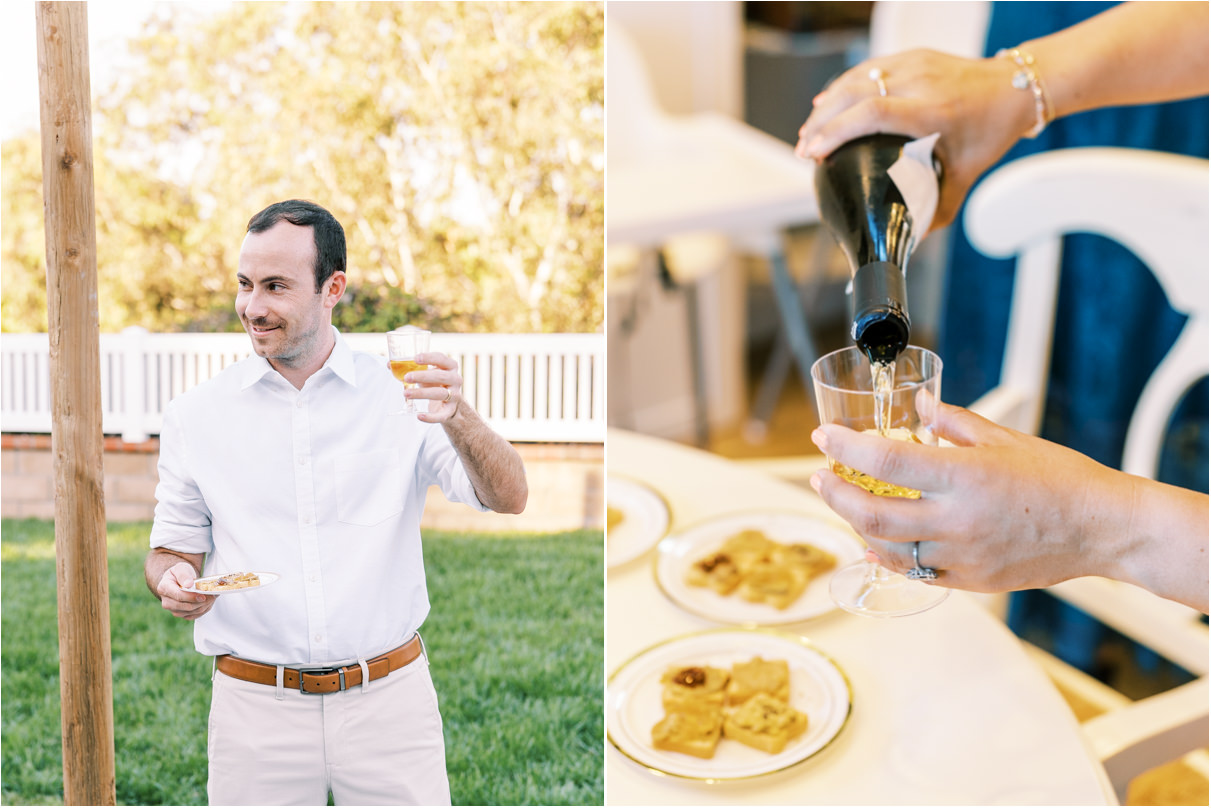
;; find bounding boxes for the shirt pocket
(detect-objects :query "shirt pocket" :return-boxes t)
[335,450,405,527]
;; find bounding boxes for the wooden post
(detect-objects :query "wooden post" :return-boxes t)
[35,3,117,805]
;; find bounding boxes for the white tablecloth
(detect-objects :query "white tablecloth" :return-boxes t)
[605,428,1114,805]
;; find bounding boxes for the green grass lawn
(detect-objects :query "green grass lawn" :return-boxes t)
[0,519,603,806]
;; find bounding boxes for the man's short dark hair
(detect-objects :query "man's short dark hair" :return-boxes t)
[246,199,347,291]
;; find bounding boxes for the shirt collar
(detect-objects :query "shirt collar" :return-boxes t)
[325,327,358,386]
[239,326,357,390]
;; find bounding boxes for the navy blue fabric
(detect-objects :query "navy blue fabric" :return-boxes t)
[937,2,1209,671]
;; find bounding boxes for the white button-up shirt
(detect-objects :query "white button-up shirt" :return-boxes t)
[150,328,487,666]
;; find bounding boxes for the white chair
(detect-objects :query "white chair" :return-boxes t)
[606,16,819,245]
[869,0,990,59]
[964,145,1209,805]
[606,16,821,443]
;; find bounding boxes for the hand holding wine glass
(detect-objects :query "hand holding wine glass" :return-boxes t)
[809,399,1210,614]
[811,345,949,617]
[386,328,430,415]
[405,351,463,423]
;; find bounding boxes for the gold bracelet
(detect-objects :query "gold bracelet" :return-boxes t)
[996,47,1054,138]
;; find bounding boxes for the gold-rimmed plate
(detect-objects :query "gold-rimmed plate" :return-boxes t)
[606,627,852,781]
[607,475,672,569]
[655,511,864,625]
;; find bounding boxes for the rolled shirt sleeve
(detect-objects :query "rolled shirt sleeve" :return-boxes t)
[418,427,491,512]
[150,399,215,555]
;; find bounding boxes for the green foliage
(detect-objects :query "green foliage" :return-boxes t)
[0,138,49,333]
[2,1,604,335]
[330,282,452,335]
[0,519,603,806]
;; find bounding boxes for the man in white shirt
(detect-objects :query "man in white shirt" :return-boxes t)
[144,199,528,806]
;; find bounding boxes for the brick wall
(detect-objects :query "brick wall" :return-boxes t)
[1,435,604,534]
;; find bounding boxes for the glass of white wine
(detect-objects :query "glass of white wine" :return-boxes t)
[810,345,948,617]
[386,327,430,415]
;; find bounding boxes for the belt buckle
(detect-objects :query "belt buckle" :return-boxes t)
[296,665,346,694]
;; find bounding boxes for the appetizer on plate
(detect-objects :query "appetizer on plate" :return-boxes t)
[661,665,730,715]
[683,528,837,610]
[195,571,261,592]
[726,656,790,704]
[650,655,808,759]
[651,709,724,759]
[684,552,744,595]
[723,692,808,754]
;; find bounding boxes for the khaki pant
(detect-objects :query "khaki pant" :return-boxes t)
[206,652,450,806]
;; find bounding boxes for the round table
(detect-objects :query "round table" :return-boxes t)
[605,428,1114,805]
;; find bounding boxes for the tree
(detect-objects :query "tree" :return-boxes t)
[1,136,49,332]
[2,1,604,334]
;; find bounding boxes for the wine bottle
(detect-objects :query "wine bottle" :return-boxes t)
[814,133,940,364]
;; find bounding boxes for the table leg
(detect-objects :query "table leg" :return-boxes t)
[766,247,819,419]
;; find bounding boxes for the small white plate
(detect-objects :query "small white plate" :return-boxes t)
[607,476,672,569]
[606,627,852,781]
[655,511,864,625]
[181,571,280,595]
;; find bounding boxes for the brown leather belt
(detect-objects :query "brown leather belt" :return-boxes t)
[215,635,423,694]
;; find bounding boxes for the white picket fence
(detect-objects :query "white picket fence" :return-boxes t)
[0,329,604,443]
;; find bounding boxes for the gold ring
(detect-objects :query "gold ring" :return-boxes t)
[443,387,453,404]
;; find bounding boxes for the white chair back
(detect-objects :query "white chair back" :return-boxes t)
[964,147,1209,480]
[869,0,991,58]
[964,146,1210,805]
[605,17,670,165]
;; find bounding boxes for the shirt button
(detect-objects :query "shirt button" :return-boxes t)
[314,634,322,642]
[298,456,308,466]
[296,398,304,408]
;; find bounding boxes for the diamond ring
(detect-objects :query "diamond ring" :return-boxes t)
[868,67,889,97]
[906,541,938,581]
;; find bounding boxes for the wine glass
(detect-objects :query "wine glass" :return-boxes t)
[810,345,949,617]
[386,327,430,415]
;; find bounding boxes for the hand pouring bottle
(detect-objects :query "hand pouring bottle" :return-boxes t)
[813,133,941,364]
